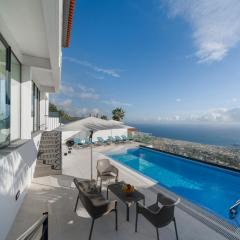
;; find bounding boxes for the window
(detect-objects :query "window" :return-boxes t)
[0,37,10,147]
[10,53,21,141]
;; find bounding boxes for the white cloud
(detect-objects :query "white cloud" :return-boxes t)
[51,97,103,117]
[231,97,238,103]
[86,72,105,80]
[157,107,240,122]
[61,85,75,96]
[60,83,99,100]
[165,0,240,63]
[102,100,132,107]
[176,98,181,102]
[63,57,121,78]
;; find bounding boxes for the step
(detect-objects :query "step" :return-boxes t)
[34,162,62,178]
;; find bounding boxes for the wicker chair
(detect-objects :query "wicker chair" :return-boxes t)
[135,192,180,240]
[96,159,118,190]
[73,178,118,240]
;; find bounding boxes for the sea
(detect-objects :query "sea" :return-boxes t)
[128,123,240,148]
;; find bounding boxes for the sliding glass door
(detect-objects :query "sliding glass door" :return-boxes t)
[0,39,10,147]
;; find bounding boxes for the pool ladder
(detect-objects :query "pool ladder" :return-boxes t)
[229,200,240,219]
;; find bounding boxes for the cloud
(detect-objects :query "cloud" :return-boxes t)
[102,100,132,107]
[86,72,105,80]
[157,107,240,123]
[165,0,240,63]
[51,97,103,118]
[176,98,181,102]
[231,97,238,103]
[63,57,121,78]
[60,83,99,100]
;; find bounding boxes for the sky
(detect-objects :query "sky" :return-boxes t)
[51,0,240,123]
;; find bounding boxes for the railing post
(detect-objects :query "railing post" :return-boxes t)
[42,212,48,240]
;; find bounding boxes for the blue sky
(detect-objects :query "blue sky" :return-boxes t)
[51,0,240,123]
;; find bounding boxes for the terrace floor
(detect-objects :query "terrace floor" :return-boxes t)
[7,142,233,240]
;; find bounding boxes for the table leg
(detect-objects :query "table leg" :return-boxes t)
[107,186,109,200]
[126,205,130,221]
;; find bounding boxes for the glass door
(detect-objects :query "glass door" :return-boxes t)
[0,39,10,147]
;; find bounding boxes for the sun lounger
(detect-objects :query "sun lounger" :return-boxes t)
[121,135,128,142]
[97,137,110,145]
[115,136,124,143]
[108,136,116,143]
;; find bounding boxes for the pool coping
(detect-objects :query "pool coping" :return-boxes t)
[105,146,240,240]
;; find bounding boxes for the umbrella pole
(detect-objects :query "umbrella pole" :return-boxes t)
[89,130,94,180]
[90,144,93,180]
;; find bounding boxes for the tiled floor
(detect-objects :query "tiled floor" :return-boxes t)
[7,143,230,240]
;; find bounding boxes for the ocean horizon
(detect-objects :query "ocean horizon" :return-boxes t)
[128,122,240,147]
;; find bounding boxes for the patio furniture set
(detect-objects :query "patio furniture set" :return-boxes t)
[73,159,180,240]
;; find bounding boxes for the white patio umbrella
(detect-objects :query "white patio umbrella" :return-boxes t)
[56,117,126,180]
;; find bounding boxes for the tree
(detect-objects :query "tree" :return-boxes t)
[112,108,125,121]
[49,103,58,112]
[49,102,73,121]
[101,115,108,120]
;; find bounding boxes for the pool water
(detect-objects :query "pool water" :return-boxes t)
[109,147,240,226]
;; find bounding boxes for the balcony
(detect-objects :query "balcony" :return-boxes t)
[6,142,235,240]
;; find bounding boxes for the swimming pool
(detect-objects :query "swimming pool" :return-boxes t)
[108,147,240,226]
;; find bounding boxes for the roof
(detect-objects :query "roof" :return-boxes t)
[62,0,75,48]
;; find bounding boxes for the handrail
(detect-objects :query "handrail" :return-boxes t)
[229,200,240,219]
[16,212,48,240]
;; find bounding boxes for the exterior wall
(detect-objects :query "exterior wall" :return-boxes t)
[39,92,48,130]
[92,128,128,142]
[21,66,33,139]
[62,131,79,143]
[46,117,60,131]
[61,128,129,143]
[0,133,42,240]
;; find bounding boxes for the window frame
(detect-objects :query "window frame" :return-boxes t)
[10,51,21,141]
[0,33,11,148]
[0,33,22,148]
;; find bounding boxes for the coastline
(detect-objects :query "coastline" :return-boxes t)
[129,122,240,147]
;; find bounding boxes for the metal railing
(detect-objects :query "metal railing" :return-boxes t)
[16,212,48,240]
[44,113,61,131]
[229,200,240,219]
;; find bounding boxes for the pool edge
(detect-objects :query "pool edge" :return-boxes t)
[140,145,240,174]
[106,148,240,240]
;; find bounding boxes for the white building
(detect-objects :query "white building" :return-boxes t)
[0,0,75,239]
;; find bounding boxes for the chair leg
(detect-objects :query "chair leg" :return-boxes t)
[156,228,159,240]
[173,218,179,240]
[89,219,95,240]
[115,209,118,231]
[135,206,138,232]
[100,179,102,192]
[74,194,79,212]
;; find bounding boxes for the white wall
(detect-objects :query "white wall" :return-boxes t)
[61,128,129,143]
[62,131,79,143]
[0,133,41,240]
[21,66,33,139]
[46,117,60,131]
[39,92,48,130]
[92,129,128,142]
